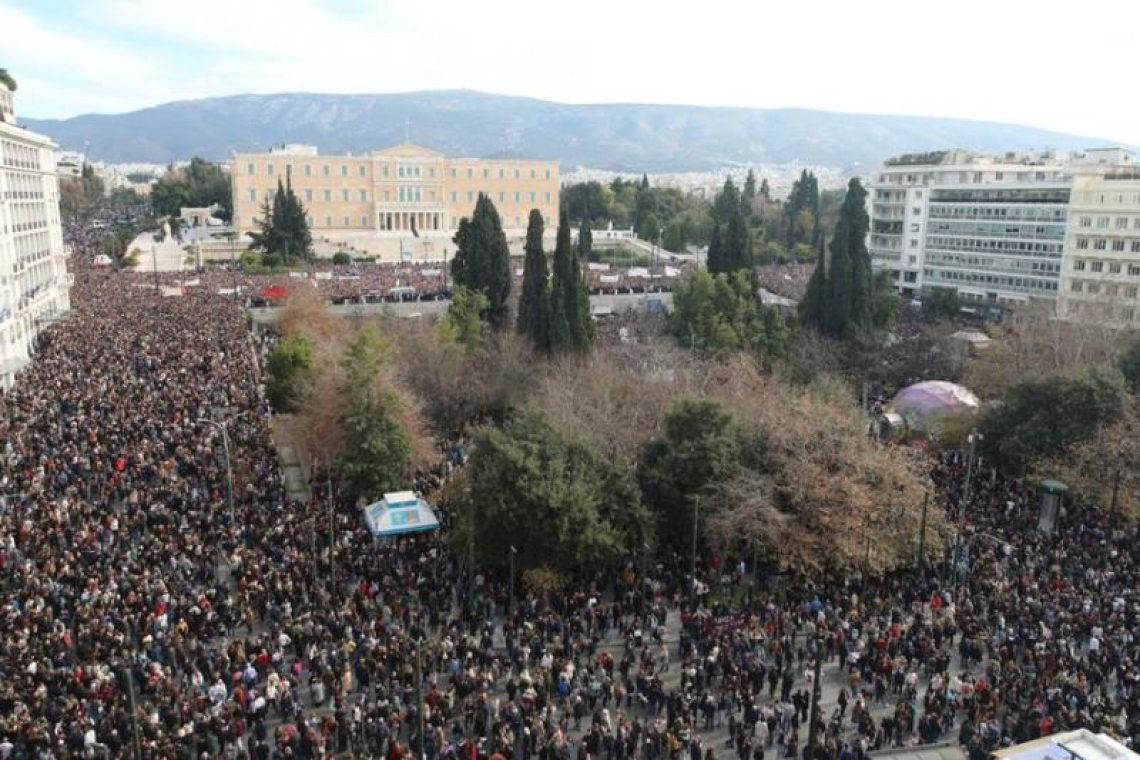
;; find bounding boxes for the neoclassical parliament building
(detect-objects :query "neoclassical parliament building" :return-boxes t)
[231,142,560,240]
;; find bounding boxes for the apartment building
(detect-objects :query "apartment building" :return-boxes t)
[868,150,1071,305]
[231,142,560,239]
[0,81,72,389]
[1056,172,1140,326]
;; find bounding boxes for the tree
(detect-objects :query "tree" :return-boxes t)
[265,335,314,413]
[338,327,412,503]
[639,397,740,549]
[331,251,352,266]
[548,206,593,354]
[978,366,1127,475]
[922,287,963,322]
[701,360,941,572]
[759,178,771,201]
[465,410,651,574]
[670,270,786,363]
[517,210,551,352]
[578,217,593,262]
[442,285,489,354]
[798,178,872,338]
[0,68,16,91]
[248,177,311,265]
[564,181,609,225]
[784,170,820,248]
[707,179,752,275]
[1119,337,1140,393]
[743,170,757,207]
[451,193,511,330]
[151,157,232,221]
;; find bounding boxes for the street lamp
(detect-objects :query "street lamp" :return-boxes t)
[197,413,247,525]
[689,495,701,610]
[508,545,517,616]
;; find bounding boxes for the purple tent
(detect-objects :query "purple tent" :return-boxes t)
[887,381,979,431]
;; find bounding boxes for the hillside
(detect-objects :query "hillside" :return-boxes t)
[22,90,1121,171]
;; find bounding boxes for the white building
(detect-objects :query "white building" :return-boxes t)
[1056,171,1140,326]
[0,81,72,388]
[868,150,1071,306]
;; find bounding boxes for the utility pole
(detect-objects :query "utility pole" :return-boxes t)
[806,634,824,758]
[917,491,929,573]
[328,472,335,599]
[1109,468,1121,528]
[689,495,701,609]
[508,545,517,616]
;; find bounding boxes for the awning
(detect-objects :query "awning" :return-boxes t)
[362,491,441,537]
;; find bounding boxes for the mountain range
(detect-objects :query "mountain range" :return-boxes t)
[21,90,1124,172]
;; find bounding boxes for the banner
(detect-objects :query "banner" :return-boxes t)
[363,491,441,537]
[587,263,611,271]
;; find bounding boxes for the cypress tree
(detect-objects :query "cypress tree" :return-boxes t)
[760,178,771,201]
[548,210,573,354]
[450,193,512,330]
[723,210,752,273]
[706,223,723,275]
[798,178,872,338]
[578,218,593,262]
[518,210,551,352]
[549,206,593,354]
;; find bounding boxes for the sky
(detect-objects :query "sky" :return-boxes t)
[2,0,1138,145]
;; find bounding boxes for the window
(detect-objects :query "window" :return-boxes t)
[249,189,257,202]
[910,223,920,233]
[1129,264,1140,276]
[324,189,331,202]
[359,166,366,177]
[915,190,923,199]
[1080,216,1092,227]
[545,192,551,203]
[306,214,313,226]
[325,215,332,226]
[1117,217,1130,229]
[482,168,489,179]
[429,167,435,178]
[530,191,536,203]
[1097,216,1109,228]
[1133,241,1140,253]
[995,172,1003,180]
[267,164,275,175]
[341,165,348,176]
[467,191,474,202]
[1129,286,1138,298]
[498,168,504,179]
[530,169,536,179]
[545,169,551,180]
[912,208,921,216]
[1077,238,1089,249]
[1107,284,1120,296]
[909,239,918,248]
[304,189,313,202]
[451,191,457,202]
[467,168,473,179]
[450,168,457,178]
[323,165,330,176]
[1113,240,1125,252]
[1110,262,1122,274]
[1074,260,1086,271]
[499,192,505,203]
[247,163,255,175]
[514,169,520,179]
[342,189,349,201]
[514,192,520,203]
[1071,281,1084,293]
[1095,239,1107,250]
[1091,261,1104,272]
[361,215,367,227]
[382,165,389,177]
[304,165,312,176]
[360,190,368,201]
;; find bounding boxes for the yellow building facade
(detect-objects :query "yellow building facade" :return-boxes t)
[231,143,560,238]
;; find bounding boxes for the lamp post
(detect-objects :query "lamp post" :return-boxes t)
[689,495,701,610]
[508,545,517,616]
[197,412,246,526]
[806,634,824,757]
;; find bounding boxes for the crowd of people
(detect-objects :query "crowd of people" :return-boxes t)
[1,222,1139,760]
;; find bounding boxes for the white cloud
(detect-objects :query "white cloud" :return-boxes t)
[5,0,1139,144]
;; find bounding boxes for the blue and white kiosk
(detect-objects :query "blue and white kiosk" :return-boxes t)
[363,491,441,538]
